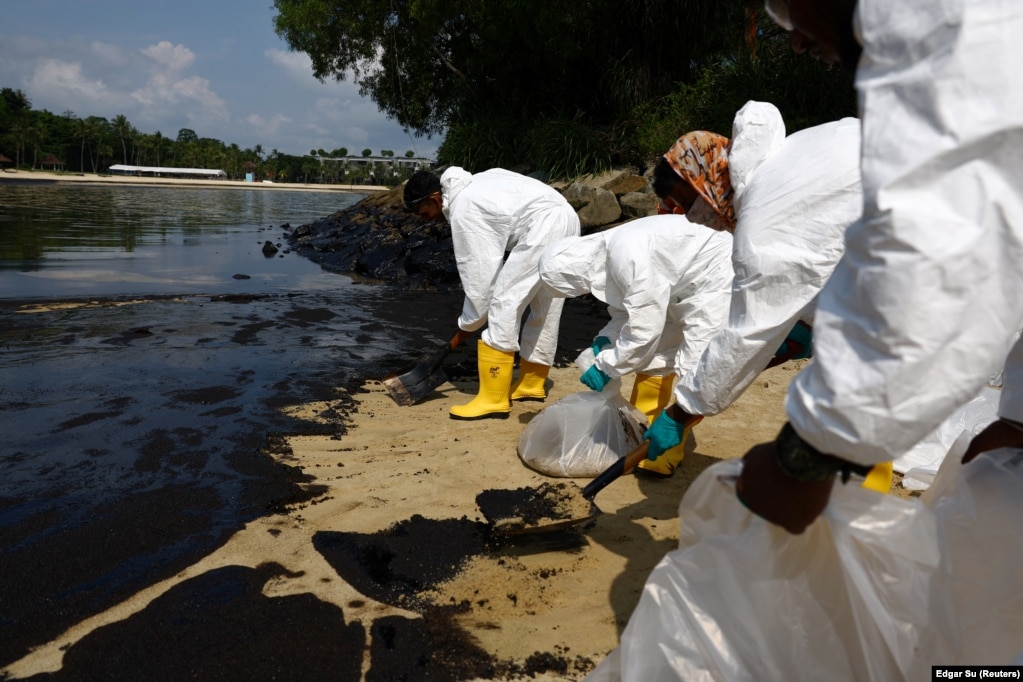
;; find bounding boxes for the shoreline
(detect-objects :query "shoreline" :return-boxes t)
[0,168,388,194]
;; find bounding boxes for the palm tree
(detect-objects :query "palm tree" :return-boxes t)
[152,131,167,166]
[112,114,131,164]
[26,123,43,169]
[75,117,103,173]
[9,118,33,169]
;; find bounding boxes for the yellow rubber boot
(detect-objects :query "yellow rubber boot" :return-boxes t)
[450,340,514,420]
[861,460,894,493]
[510,358,551,401]
[628,373,675,422]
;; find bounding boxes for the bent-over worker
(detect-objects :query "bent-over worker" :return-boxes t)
[648,100,893,493]
[404,167,581,420]
[539,213,734,476]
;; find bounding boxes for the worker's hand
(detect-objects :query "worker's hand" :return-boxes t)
[736,440,835,535]
[580,365,612,391]
[450,329,471,349]
[766,322,813,369]
[644,408,701,460]
[961,418,1023,464]
[591,336,612,356]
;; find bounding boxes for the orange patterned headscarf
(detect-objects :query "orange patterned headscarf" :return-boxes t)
[663,131,736,231]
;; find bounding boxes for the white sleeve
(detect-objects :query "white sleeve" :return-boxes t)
[595,256,671,378]
[450,208,508,332]
[786,0,1023,465]
[674,224,835,416]
[671,236,734,380]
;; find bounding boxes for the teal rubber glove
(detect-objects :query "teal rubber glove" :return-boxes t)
[775,322,813,360]
[580,364,612,391]
[591,336,612,356]
[644,410,689,460]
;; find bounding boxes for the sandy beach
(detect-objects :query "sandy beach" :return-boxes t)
[2,348,865,680]
[0,167,388,194]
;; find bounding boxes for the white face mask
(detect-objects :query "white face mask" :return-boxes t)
[686,196,732,232]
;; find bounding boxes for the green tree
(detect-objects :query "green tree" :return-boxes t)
[152,131,169,166]
[361,148,371,158]
[176,128,198,144]
[1,88,31,116]
[9,117,33,168]
[112,114,133,164]
[272,0,742,176]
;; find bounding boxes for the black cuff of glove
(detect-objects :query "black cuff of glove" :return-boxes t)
[774,422,873,484]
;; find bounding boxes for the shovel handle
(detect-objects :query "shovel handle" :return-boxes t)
[425,343,456,373]
[450,329,471,350]
[581,441,650,501]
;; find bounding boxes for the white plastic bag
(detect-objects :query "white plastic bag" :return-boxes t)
[587,450,1023,681]
[517,346,648,477]
[893,386,1000,490]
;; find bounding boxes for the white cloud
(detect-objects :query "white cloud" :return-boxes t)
[265,48,360,95]
[140,41,195,75]
[27,58,133,113]
[130,43,228,128]
[0,27,436,159]
[243,112,293,141]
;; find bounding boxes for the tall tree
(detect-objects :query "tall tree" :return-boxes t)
[112,114,132,164]
[1,88,31,116]
[272,1,738,160]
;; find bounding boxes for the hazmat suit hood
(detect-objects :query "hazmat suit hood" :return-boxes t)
[728,101,786,212]
[538,232,608,302]
[439,166,474,221]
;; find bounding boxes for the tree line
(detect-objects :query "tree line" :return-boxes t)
[3,2,857,185]
[0,87,423,185]
[274,0,856,179]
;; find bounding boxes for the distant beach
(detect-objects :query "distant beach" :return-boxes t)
[0,167,388,194]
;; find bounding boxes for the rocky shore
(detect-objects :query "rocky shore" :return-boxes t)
[284,168,659,290]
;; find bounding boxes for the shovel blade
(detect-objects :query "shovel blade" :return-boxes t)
[382,365,449,406]
[477,482,601,536]
[381,346,452,406]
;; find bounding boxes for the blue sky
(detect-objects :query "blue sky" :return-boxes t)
[1,0,440,160]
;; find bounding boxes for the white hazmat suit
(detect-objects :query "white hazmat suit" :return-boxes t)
[786,0,1023,466]
[441,167,581,365]
[539,214,733,380]
[673,103,863,417]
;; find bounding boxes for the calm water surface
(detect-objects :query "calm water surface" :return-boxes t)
[0,183,360,298]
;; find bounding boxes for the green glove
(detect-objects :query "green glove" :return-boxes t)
[580,364,612,391]
[644,411,686,460]
[775,322,813,360]
[644,410,702,459]
[591,336,612,356]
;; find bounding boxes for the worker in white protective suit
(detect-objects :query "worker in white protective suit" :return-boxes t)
[403,167,581,420]
[642,100,893,492]
[733,0,1023,535]
[538,213,734,477]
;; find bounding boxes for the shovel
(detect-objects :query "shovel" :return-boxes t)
[381,332,465,406]
[483,442,650,536]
